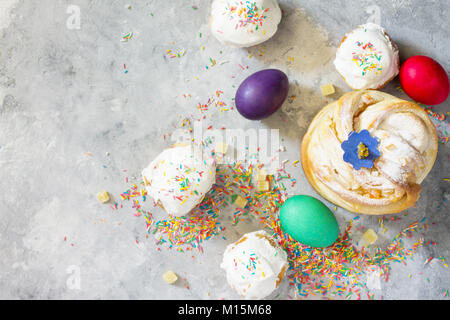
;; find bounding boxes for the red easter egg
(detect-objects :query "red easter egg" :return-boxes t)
[399,55,449,105]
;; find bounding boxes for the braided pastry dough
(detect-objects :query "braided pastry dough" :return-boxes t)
[301,90,438,215]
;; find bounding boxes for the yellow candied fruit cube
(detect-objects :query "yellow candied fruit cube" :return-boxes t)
[162,270,178,284]
[257,180,270,192]
[214,141,228,154]
[96,191,110,204]
[234,196,248,209]
[363,228,378,245]
[256,169,268,181]
[320,83,335,96]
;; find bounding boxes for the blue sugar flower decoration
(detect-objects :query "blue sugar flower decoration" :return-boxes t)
[341,130,381,170]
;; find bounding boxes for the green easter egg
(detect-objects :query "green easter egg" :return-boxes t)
[279,195,339,248]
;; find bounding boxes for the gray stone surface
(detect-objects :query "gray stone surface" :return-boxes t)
[0,0,448,300]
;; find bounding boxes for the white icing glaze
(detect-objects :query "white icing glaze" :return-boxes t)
[210,0,282,48]
[334,23,399,89]
[220,230,288,300]
[142,144,216,217]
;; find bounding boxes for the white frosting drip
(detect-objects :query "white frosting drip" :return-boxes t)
[142,144,216,217]
[220,230,288,300]
[210,0,282,48]
[334,23,399,89]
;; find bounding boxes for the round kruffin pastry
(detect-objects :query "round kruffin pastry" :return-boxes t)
[334,23,400,90]
[301,90,438,215]
[142,143,216,217]
[220,230,288,300]
[210,0,282,48]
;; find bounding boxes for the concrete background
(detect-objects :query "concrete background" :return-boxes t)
[0,0,448,300]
